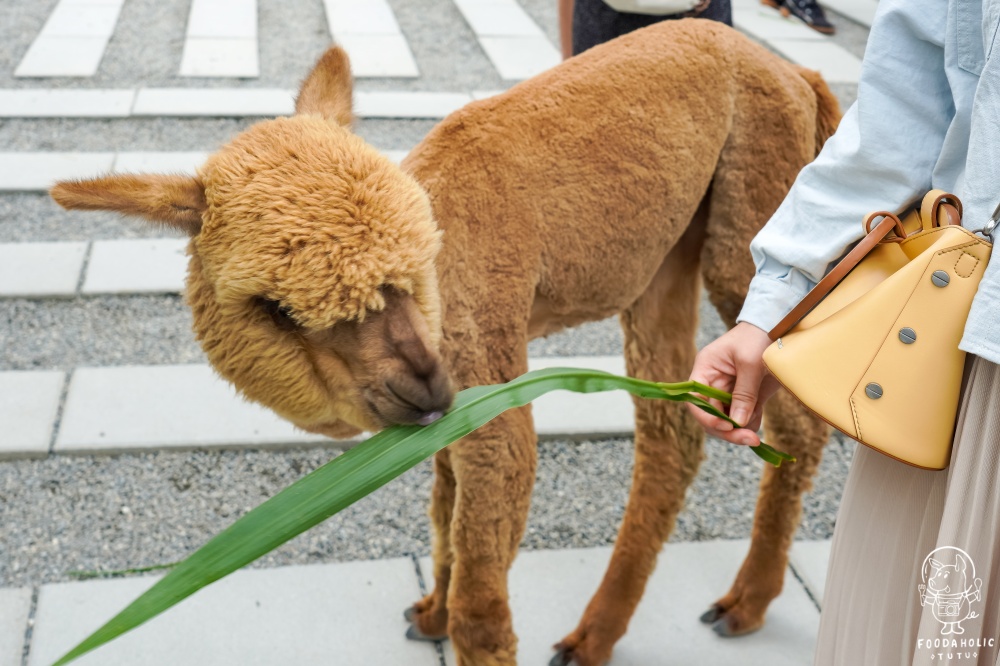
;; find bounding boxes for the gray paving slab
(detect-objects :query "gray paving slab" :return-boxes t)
[40,2,122,38]
[186,0,257,39]
[0,587,31,666]
[3,88,473,119]
[478,35,560,80]
[530,355,633,438]
[325,0,402,35]
[455,1,545,37]
[733,4,826,41]
[132,87,295,117]
[768,39,862,84]
[822,0,877,27]
[82,238,187,295]
[324,0,420,78]
[56,364,330,453]
[179,38,260,78]
[335,34,420,78]
[789,539,831,606]
[0,89,136,118]
[49,356,633,454]
[454,0,559,80]
[0,240,87,297]
[111,151,209,175]
[3,150,417,189]
[0,370,65,458]
[355,91,472,118]
[0,152,115,192]
[28,558,440,666]
[422,540,819,665]
[14,0,123,78]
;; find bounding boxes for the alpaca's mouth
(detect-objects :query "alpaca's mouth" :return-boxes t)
[364,388,448,428]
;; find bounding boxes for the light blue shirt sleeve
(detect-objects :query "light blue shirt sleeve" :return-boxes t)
[736,0,954,334]
[956,7,1000,361]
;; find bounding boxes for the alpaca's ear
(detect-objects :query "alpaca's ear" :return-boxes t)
[50,174,206,236]
[295,46,354,127]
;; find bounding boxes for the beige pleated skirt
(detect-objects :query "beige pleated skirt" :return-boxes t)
[815,355,1000,666]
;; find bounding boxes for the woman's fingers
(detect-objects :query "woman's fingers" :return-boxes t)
[686,322,776,447]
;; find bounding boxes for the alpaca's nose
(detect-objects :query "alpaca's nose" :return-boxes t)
[385,360,454,425]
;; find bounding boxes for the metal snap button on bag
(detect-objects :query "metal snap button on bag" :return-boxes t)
[762,190,992,470]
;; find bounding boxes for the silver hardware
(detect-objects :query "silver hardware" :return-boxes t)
[972,201,1000,241]
[865,383,884,399]
[931,270,951,287]
[899,327,917,344]
[985,201,1000,241]
[777,338,783,349]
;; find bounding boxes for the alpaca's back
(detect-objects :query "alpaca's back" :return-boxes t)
[402,18,835,340]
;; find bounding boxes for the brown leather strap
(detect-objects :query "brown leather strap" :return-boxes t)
[767,213,902,341]
[766,199,963,341]
[924,191,963,229]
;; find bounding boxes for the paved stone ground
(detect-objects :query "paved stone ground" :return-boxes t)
[0,3,873,663]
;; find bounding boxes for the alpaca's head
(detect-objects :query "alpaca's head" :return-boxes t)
[50,47,453,438]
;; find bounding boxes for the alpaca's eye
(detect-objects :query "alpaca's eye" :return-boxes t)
[255,297,297,330]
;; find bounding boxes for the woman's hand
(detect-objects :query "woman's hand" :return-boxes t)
[687,322,781,446]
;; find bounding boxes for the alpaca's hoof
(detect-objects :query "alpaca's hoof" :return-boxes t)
[711,618,738,638]
[701,605,763,638]
[403,606,416,623]
[549,648,574,666]
[406,623,447,642]
[699,603,724,625]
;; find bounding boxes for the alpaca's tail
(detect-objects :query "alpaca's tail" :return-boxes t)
[796,67,842,156]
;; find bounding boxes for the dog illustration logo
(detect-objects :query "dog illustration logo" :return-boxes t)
[919,547,983,635]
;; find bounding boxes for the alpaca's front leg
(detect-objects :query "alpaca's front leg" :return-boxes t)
[406,451,456,640]
[447,407,537,666]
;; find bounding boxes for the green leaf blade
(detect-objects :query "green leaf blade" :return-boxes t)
[52,367,793,665]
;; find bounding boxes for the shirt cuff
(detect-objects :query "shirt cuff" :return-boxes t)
[736,272,813,334]
[958,288,1000,365]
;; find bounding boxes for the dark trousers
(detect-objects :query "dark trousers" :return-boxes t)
[572,0,733,56]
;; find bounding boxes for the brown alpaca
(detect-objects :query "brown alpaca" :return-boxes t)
[51,20,837,666]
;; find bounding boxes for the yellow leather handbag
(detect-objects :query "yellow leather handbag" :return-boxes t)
[762,191,993,470]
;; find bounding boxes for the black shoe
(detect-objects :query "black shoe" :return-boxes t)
[763,0,836,34]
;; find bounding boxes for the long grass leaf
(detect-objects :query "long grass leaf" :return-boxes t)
[53,367,790,665]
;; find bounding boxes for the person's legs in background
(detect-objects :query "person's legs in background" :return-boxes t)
[564,0,732,59]
[559,0,832,61]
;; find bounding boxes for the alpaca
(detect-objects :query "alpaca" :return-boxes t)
[51,19,837,666]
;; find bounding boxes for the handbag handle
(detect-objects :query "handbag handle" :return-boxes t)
[766,199,962,341]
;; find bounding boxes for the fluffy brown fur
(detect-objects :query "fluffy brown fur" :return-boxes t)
[51,20,837,666]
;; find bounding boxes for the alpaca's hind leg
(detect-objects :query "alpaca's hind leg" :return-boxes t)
[406,450,456,640]
[700,390,829,635]
[696,107,831,636]
[552,223,706,666]
[447,406,537,666]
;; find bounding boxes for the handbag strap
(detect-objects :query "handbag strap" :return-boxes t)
[765,199,962,342]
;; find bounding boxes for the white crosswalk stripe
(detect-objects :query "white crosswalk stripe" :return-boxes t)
[15,0,125,77]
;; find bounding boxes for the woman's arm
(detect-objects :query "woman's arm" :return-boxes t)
[691,0,957,443]
[737,0,955,333]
